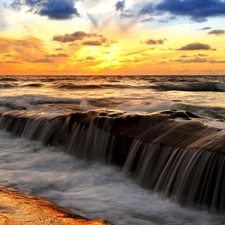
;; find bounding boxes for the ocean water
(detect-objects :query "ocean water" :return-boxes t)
[0,75,225,224]
[0,75,225,118]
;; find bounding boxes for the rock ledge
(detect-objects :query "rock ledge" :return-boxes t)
[0,186,113,225]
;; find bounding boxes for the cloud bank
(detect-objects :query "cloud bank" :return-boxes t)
[139,0,225,22]
[208,29,225,35]
[11,0,79,20]
[177,43,212,50]
[145,39,166,45]
[53,31,115,46]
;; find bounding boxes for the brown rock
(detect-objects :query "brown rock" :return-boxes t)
[0,186,113,225]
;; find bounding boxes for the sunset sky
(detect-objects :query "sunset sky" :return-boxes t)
[0,0,225,75]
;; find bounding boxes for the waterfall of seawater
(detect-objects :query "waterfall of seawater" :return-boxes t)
[0,110,225,214]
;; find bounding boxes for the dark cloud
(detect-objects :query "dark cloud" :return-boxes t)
[208,29,225,35]
[120,12,135,18]
[26,58,54,63]
[174,57,225,63]
[139,0,225,22]
[86,56,95,60]
[53,31,87,42]
[174,57,208,63]
[39,0,79,20]
[180,54,208,58]
[11,0,79,20]
[180,55,189,58]
[196,54,208,56]
[5,60,22,64]
[53,31,115,47]
[55,48,64,51]
[209,59,225,63]
[145,39,166,45]
[45,53,68,57]
[3,54,13,58]
[201,27,212,30]
[141,16,176,23]
[158,16,176,23]
[139,3,154,15]
[140,17,154,23]
[82,40,103,46]
[115,1,125,11]
[177,43,212,50]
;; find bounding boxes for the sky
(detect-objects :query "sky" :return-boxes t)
[0,0,225,75]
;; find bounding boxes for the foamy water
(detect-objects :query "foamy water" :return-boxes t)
[0,130,224,225]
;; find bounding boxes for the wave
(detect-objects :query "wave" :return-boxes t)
[57,83,102,90]
[0,101,27,110]
[0,83,17,89]
[56,83,151,90]
[0,77,18,82]
[29,99,80,105]
[152,82,225,92]
[39,78,56,82]
[23,83,43,88]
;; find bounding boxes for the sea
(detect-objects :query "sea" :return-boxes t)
[0,75,225,225]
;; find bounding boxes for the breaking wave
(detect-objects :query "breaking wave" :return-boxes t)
[152,82,225,92]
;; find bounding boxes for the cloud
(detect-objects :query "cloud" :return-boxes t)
[201,27,212,30]
[208,29,225,35]
[86,56,95,60]
[177,43,212,50]
[180,55,188,58]
[174,57,225,64]
[26,58,54,63]
[145,39,166,45]
[120,12,135,18]
[11,0,79,20]
[195,54,208,57]
[6,60,22,64]
[82,40,103,46]
[53,31,87,42]
[115,1,125,11]
[140,17,154,23]
[209,59,225,63]
[3,54,13,58]
[55,48,64,51]
[0,36,47,59]
[178,57,208,63]
[45,53,68,57]
[53,31,115,46]
[139,0,225,22]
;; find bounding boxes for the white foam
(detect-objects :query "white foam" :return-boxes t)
[0,131,224,225]
[202,118,225,131]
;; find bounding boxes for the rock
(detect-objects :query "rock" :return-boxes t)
[0,186,113,225]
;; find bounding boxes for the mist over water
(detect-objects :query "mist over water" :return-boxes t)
[1,76,225,224]
[0,131,224,225]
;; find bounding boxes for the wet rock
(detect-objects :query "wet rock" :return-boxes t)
[0,186,113,225]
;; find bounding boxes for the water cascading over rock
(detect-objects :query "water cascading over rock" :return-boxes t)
[0,109,225,213]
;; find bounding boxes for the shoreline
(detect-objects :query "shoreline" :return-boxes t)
[0,186,113,225]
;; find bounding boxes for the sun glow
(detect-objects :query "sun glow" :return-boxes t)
[1,0,225,75]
